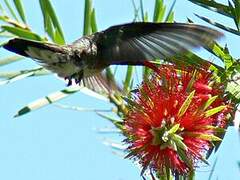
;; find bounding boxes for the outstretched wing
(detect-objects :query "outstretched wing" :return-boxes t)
[95,22,223,65]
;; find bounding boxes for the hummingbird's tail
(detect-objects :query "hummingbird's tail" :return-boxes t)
[3,38,120,95]
[3,38,67,59]
[3,38,76,78]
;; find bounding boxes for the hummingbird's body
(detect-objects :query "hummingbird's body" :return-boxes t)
[3,22,223,93]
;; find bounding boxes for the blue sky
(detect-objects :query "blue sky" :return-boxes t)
[0,0,240,180]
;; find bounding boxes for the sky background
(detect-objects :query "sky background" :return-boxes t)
[0,0,240,180]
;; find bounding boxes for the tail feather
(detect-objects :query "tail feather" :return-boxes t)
[3,38,65,58]
[3,38,77,77]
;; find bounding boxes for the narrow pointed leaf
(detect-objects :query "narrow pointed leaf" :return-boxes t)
[188,0,231,18]
[124,66,134,92]
[54,28,65,44]
[140,0,145,21]
[1,25,43,40]
[227,80,240,100]
[0,67,49,82]
[195,14,240,36]
[166,12,174,23]
[13,0,26,23]
[0,55,23,66]
[0,71,33,85]
[203,95,218,110]
[0,68,50,79]
[206,42,234,69]
[172,134,188,151]
[39,0,65,44]
[186,132,222,141]
[165,0,176,22]
[208,157,218,180]
[177,148,193,168]
[153,0,165,22]
[205,105,226,117]
[39,0,54,41]
[178,90,195,117]
[14,86,83,117]
[91,8,97,33]
[97,112,123,130]
[83,0,92,35]
[168,123,180,134]
[4,0,18,20]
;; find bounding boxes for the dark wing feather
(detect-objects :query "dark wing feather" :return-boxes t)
[95,22,223,65]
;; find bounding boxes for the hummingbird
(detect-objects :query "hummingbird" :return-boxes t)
[3,22,223,93]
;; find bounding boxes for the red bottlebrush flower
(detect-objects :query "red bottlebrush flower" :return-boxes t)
[124,63,231,176]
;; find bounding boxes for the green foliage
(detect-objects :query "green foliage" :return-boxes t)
[39,0,65,44]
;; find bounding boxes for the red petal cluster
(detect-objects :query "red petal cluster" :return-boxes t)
[124,64,231,176]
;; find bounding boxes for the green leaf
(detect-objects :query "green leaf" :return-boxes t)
[0,30,15,38]
[96,112,123,130]
[172,50,224,70]
[124,66,134,93]
[195,14,240,36]
[153,0,166,22]
[142,66,152,80]
[229,0,240,30]
[140,0,145,21]
[54,28,65,45]
[166,11,174,23]
[203,95,218,110]
[4,0,18,20]
[91,8,97,33]
[208,157,218,180]
[177,147,193,168]
[144,12,148,22]
[39,0,54,41]
[205,105,226,117]
[188,0,232,18]
[0,55,23,66]
[172,134,188,151]
[39,0,65,44]
[178,90,195,117]
[165,0,176,22]
[83,0,92,35]
[168,124,180,134]
[189,171,195,180]
[207,42,234,70]
[186,132,222,141]
[14,86,83,117]
[0,72,33,85]
[227,80,240,100]
[0,68,49,82]
[1,25,43,40]
[13,0,26,23]
[201,125,225,133]
[0,68,50,79]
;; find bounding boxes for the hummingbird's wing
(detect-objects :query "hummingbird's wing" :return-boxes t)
[82,72,120,94]
[96,22,223,65]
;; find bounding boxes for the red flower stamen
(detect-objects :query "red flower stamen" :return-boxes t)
[124,63,231,177]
